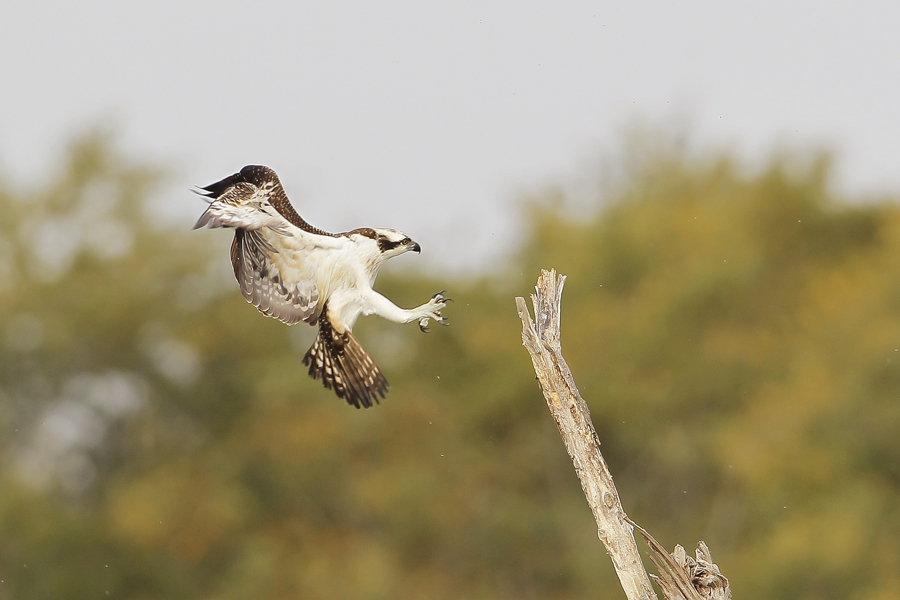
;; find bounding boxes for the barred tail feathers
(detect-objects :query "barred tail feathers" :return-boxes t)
[303,317,389,409]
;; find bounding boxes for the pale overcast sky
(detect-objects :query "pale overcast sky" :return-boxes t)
[3,1,899,269]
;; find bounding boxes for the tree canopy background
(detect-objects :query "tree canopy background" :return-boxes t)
[1,131,899,600]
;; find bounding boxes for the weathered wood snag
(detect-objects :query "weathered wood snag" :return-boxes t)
[631,520,732,600]
[515,269,732,600]
[515,269,656,600]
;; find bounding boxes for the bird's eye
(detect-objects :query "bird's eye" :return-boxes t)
[402,239,410,244]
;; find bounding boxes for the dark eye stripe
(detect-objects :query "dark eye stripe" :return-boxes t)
[377,237,405,252]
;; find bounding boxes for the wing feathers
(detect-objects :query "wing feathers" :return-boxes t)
[231,229,318,325]
[193,181,287,231]
[195,165,334,236]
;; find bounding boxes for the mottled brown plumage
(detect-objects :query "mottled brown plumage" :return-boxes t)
[303,304,389,408]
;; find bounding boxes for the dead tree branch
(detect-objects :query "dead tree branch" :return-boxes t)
[515,269,732,600]
[515,269,657,600]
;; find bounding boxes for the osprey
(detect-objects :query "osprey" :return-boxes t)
[193,165,449,409]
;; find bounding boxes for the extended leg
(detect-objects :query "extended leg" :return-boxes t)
[362,289,450,331]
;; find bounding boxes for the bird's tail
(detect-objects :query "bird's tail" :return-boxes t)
[303,313,389,409]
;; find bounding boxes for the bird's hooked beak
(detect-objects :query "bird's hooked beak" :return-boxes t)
[410,241,421,253]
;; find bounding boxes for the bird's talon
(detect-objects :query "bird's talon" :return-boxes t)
[420,291,450,331]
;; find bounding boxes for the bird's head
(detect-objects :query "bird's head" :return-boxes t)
[374,228,421,257]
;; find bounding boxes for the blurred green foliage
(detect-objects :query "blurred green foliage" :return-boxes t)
[2,132,900,599]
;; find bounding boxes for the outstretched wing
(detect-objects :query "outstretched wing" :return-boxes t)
[194,165,341,325]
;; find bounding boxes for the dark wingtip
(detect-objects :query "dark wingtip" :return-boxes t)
[197,171,243,199]
[191,187,216,202]
[238,165,279,187]
[195,165,278,200]
[240,164,268,176]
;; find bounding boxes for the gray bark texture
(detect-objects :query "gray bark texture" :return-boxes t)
[515,270,657,600]
[515,269,732,600]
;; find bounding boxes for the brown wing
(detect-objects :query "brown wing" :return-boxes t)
[195,165,344,326]
[196,165,334,236]
[230,229,319,325]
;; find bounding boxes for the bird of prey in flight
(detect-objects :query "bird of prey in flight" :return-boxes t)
[193,165,449,409]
